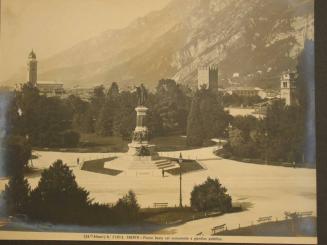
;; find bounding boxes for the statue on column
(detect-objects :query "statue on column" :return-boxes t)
[135,84,148,106]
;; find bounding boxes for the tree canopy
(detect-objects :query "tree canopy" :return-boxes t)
[190,177,232,212]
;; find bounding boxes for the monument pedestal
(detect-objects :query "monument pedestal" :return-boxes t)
[127,106,159,161]
[103,100,179,176]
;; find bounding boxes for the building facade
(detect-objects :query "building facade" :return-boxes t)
[197,65,218,91]
[226,87,262,97]
[280,72,297,106]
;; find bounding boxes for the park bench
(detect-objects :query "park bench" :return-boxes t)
[299,211,313,217]
[257,216,272,223]
[211,224,226,235]
[153,202,168,208]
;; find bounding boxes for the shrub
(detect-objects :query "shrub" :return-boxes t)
[113,190,140,223]
[190,177,232,212]
[28,160,90,223]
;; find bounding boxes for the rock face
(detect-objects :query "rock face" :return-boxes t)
[25,0,314,89]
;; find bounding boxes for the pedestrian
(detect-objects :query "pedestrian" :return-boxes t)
[293,161,296,168]
[77,157,80,165]
[162,168,165,177]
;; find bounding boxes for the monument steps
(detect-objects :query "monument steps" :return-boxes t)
[156,162,174,168]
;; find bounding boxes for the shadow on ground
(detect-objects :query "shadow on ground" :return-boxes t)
[81,157,122,176]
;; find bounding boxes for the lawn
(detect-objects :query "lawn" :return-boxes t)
[141,207,220,226]
[152,136,215,152]
[34,134,215,153]
[140,205,243,226]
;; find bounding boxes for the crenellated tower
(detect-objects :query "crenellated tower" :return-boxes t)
[197,64,218,91]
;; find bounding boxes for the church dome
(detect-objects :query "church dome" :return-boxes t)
[28,50,36,59]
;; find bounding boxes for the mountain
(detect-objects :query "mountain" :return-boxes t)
[12,0,314,89]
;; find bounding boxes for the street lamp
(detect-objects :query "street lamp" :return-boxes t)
[178,152,183,208]
[264,131,268,164]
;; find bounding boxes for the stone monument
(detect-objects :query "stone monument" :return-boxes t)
[103,84,177,175]
[127,84,158,160]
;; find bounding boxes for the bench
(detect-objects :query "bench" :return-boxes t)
[211,224,226,235]
[257,216,272,223]
[153,202,168,208]
[299,211,313,217]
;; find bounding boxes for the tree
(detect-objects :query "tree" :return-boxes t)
[155,79,191,133]
[114,190,140,223]
[29,160,90,223]
[3,174,31,215]
[65,95,94,133]
[198,89,230,139]
[186,94,204,146]
[190,177,232,212]
[112,91,137,139]
[12,85,75,148]
[61,130,80,147]
[95,100,115,136]
[107,82,119,99]
[187,89,230,146]
[2,136,32,176]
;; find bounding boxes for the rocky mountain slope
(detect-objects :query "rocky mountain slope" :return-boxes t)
[15,0,314,89]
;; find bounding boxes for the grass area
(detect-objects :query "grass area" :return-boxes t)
[151,136,215,152]
[78,134,129,152]
[215,149,316,169]
[216,217,316,237]
[165,159,204,175]
[34,134,215,153]
[81,157,122,176]
[140,207,232,226]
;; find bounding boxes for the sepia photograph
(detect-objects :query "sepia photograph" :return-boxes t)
[0,0,316,244]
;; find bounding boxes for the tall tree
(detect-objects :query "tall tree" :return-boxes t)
[3,174,31,215]
[186,93,204,146]
[155,79,191,133]
[187,89,230,146]
[2,136,32,176]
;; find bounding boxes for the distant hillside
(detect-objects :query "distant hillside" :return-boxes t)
[10,0,314,89]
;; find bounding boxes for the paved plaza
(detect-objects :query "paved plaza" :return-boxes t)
[0,146,316,235]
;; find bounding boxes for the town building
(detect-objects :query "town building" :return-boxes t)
[280,71,297,106]
[37,81,65,97]
[66,87,94,101]
[197,65,218,91]
[26,50,65,97]
[226,87,263,97]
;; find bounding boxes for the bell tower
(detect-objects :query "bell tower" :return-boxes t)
[280,71,297,106]
[27,50,37,87]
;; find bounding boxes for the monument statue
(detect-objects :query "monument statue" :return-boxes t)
[136,84,148,106]
[127,83,158,160]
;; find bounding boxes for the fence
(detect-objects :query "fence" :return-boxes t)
[210,210,314,236]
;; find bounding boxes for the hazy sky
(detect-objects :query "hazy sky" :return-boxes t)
[0,0,171,82]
